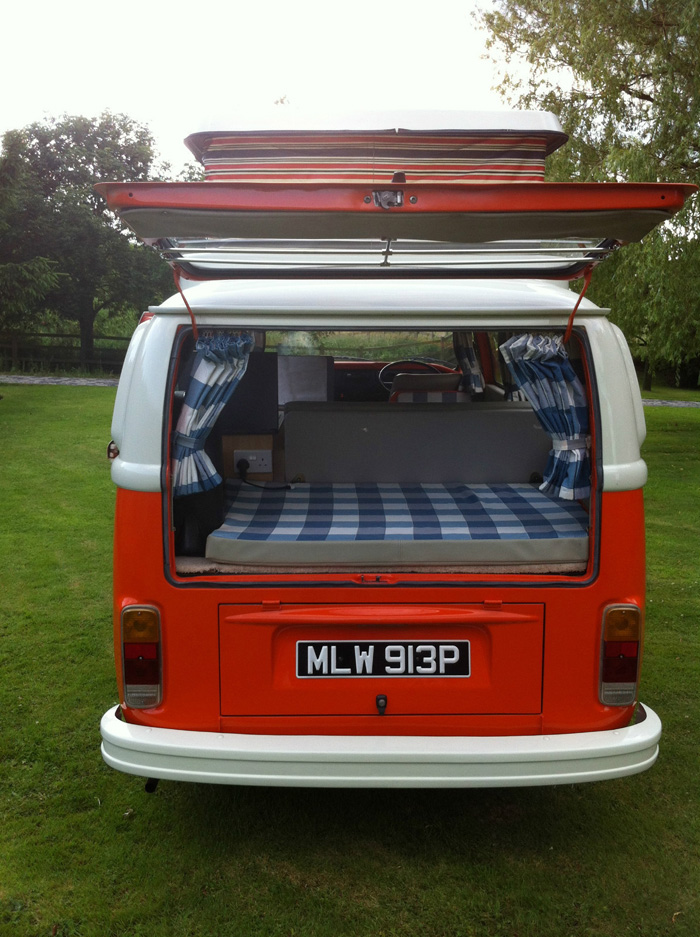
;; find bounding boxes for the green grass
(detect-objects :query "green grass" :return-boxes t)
[0,366,121,380]
[0,386,699,937]
[640,383,700,403]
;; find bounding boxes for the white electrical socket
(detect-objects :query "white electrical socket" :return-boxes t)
[234,449,273,474]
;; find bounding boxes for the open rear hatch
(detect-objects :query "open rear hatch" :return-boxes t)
[95,113,695,282]
[96,179,693,281]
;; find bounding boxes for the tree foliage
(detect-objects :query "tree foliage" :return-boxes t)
[17,112,158,210]
[0,132,63,330]
[479,0,700,379]
[0,112,173,362]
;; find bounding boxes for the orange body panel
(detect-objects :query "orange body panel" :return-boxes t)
[219,604,544,717]
[113,487,645,737]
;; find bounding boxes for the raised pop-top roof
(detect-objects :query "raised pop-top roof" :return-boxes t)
[185,109,569,185]
[186,108,568,140]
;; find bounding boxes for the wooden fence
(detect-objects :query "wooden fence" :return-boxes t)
[0,332,131,374]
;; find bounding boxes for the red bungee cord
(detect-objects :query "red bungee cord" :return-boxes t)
[563,267,594,344]
[172,267,199,342]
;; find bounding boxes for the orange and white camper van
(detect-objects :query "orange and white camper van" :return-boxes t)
[97,111,696,788]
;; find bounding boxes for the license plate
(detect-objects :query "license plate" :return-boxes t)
[296,640,470,678]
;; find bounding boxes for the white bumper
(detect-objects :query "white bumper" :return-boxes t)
[100,705,661,788]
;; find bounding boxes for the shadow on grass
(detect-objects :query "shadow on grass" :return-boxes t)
[117,776,673,936]
[160,776,638,862]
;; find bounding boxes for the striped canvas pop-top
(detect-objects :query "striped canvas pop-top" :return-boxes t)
[186,129,560,185]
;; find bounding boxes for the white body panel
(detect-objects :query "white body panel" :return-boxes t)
[101,704,660,788]
[111,316,179,491]
[111,278,646,494]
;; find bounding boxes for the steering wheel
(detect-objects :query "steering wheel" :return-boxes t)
[378,359,443,391]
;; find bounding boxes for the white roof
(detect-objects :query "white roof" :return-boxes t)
[155,277,602,316]
[187,108,566,135]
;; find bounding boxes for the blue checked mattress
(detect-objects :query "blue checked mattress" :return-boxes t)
[205,482,589,567]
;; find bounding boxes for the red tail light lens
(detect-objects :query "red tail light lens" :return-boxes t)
[600,606,642,706]
[121,606,161,709]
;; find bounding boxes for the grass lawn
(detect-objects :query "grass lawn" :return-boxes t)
[640,383,700,403]
[0,385,698,937]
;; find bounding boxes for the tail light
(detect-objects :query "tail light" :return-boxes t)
[600,605,642,706]
[121,606,161,709]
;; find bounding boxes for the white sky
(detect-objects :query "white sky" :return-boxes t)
[2,0,512,172]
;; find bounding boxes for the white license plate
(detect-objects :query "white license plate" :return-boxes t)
[296,640,470,678]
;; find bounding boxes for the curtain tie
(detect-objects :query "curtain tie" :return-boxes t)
[551,437,589,452]
[173,433,206,451]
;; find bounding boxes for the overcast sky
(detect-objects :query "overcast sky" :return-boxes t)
[3,0,513,171]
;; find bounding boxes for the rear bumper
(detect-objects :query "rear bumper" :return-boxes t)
[100,704,661,788]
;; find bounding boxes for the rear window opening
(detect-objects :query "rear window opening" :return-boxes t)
[168,327,593,579]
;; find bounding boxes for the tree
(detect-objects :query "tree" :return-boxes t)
[479,0,700,382]
[17,112,158,210]
[0,132,62,331]
[38,195,172,360]
[0,113,173,364]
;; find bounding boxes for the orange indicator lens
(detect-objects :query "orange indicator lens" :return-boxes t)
[603,606,641,642]
[122,607,159,643]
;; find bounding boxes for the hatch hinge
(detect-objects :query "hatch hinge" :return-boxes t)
[373,189,404,210]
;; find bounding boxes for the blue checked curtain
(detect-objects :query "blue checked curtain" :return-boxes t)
[454,332,485,395]
[499,334,590,500]
[172,331,254,498]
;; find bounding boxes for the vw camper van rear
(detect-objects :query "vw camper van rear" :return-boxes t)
[98,112,696,787]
